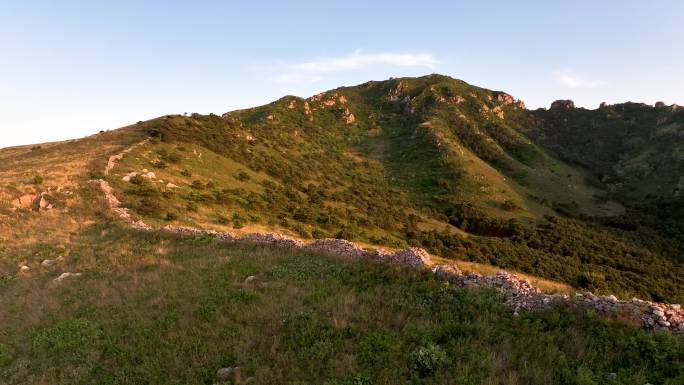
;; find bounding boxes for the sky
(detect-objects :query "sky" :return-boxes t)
[1,0,683,148]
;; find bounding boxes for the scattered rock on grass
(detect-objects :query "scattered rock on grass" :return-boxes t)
[216,367,234,381]
[244,275,257,283]
[54,272,82,282]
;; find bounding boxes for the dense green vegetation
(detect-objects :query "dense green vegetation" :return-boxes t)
[1,224,682,384]
[102,75,684,303]
[519,103,684,242]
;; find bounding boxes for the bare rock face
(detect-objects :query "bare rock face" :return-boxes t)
[654,101,666,108]
[451,95,465,104]
[599,102,609,109]
[343,108,356,124]
[496,92,515,104]
[391,247,432,267]
[303,101,312,120]
[389,81,409,102]
[550,100,575,110]
[491,105,505,119]
[495,92,525,108]
[38,195,49,210]
[11,194,36,209]
[671,104,682,111]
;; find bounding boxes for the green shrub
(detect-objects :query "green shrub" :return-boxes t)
[136,197,162,215]
[292,223,311,238]
[575,271,607,292]
[410,343,448,376]
[311,229,329,239]
[164,152,182,163]
[215,213,230,225]
[232,212,245,229]
[502,199,521,211]
[236,171,251,181]
[89,170,105,179]
[129,175,146,186]
[152,160,167,169]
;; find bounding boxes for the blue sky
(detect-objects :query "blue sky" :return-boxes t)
[1,0,682,148]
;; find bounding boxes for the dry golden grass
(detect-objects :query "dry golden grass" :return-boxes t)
[0,125,145,251]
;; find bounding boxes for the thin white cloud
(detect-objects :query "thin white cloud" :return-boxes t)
[272,72,325,84]
[271,49,440,83]
[555,70,605,88]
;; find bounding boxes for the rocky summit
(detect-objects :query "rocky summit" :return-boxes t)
[549,99,576,109]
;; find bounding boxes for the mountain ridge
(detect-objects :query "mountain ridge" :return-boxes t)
[1,74,683,303]
[2,74,684,384]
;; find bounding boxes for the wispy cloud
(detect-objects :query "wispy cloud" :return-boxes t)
[270,49,440,83]
[555,70,605,88]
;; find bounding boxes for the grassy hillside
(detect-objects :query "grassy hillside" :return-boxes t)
[1,219,682,385]
[518,103,684,245]
[96,75,684,303]
[1,74,684,384]
[0,126,145,250]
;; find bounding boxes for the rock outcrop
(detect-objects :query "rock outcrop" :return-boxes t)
[550,100,575,110]
[10,192,53,212]
[11,194,36,209]
[495,92,526,109]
